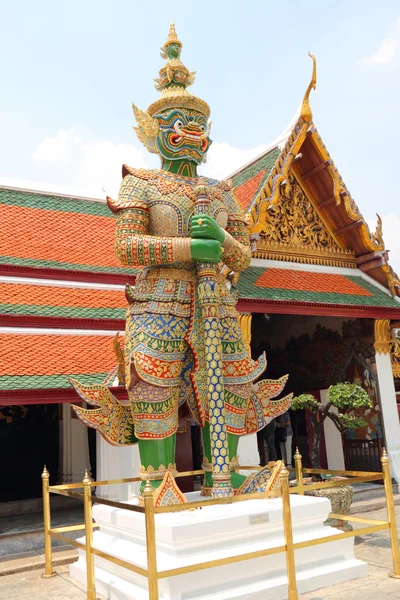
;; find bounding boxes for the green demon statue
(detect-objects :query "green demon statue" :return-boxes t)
[71,23,292,504]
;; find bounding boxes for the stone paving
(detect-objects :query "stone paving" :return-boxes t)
[2,506,400,599]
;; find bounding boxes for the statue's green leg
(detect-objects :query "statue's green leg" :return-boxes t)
[138,435,176,493]
[228,433,246,489]
[129,379,180,493]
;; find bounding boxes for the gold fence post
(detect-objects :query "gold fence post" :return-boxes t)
[281,465,298,600]
[294,447,303,495]
[144,480,159,600]
[41,466,55,578]
[381,449,400,578]
[83,470,97,600]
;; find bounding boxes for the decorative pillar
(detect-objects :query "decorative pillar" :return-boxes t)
[59,404,91,484]
[374,319,400,484]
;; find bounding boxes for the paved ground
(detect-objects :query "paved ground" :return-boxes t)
[2,506,400,599]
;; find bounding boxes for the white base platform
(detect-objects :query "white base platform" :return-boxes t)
[70,492,367,600]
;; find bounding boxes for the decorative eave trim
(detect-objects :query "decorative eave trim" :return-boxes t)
[0,314,126,331]
[0,385,128,405]
[0,264,136,286]
[236,298,400,319]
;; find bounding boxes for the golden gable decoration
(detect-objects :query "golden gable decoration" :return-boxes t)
[252,173,356,267]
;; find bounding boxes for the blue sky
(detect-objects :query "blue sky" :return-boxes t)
[1,1,400,269]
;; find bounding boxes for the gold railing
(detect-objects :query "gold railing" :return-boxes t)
[41,450,400,600]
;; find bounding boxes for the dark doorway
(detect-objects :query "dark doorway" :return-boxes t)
[0,404,59,501]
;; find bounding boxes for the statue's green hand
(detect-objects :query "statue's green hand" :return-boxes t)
[190,214,225,244]
[190,239,222,263]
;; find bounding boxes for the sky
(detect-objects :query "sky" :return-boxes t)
[1,0,400,271]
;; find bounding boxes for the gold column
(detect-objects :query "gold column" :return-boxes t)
[280,466,298,599]
[144,480,159,600]
[381,449,400,578]
[83,470,97,600]
[41,466,55,578]
[238,313,252,355]
[294,448,304,495]
[374,319,391,355]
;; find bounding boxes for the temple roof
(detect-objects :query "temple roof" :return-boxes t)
[228,58,400,299]
[0,330,118,390]
[231,147,281,212]
[0,186,132,278]
[238,263,400,310]
[0,279,126,322]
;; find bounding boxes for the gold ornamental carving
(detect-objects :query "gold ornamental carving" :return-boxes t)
[238,314,252,355]
[391,337,400,378]
[253,173,355,266]
[374,319,391,355]
[139,463,177,481]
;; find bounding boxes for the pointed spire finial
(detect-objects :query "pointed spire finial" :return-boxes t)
[301,52,317,124]
[83,469,91,484]
[143,478,154,496]
[42,465,50,478]
[165,20,182,48]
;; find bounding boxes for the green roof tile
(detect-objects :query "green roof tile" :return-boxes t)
[231,147,280,188]
[0,188,111,217]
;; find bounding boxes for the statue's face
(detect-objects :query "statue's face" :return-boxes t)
[167,43,181,60]
[155,108,212,165]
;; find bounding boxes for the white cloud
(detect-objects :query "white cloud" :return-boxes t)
[201,141,267,180]
[367,213,400,274]
[33,127,83,163]
[28,127,155,198]
[361,17,400,66]
[1,128,267,198]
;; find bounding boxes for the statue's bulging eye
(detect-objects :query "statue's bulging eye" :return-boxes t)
[175,120,184,128]
[200,125,205,132]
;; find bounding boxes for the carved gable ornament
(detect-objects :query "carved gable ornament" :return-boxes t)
[252,173,356,268]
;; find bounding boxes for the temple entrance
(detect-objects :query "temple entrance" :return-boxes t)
[250,313,382,471]
[0,404,59,502]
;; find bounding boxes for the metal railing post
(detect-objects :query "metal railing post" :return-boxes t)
[83,470,97,599]
[294,447,303,495]
[41,466,55,578]
[281,465,298,600]
[144,480,159,600]
[381,449,400,578]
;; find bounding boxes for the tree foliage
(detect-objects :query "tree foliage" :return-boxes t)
[327,382,371,411]
[290,393,318,411]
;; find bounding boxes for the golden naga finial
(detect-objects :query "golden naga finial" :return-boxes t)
[301,52,317,124]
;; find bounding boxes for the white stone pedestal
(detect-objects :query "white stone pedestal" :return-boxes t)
[70,493,367,599]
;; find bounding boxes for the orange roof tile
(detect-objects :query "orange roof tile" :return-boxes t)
[0,283,126,309]
[1,334,117,376]
[235,170,266,211]
[0,203,120,269]
[254,269,373,296]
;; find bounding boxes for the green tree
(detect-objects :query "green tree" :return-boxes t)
[291,383,372,468]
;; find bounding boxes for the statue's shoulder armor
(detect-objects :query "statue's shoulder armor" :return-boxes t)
[107,165,155,214]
